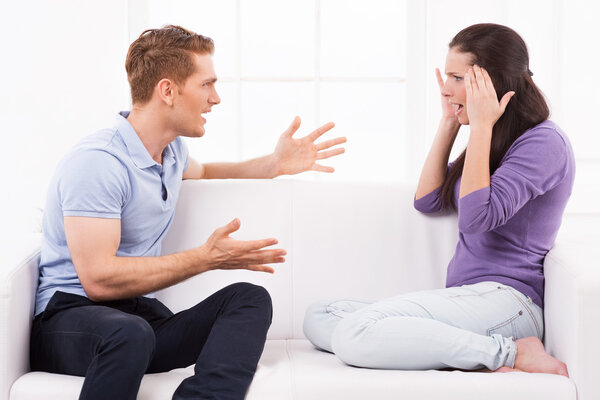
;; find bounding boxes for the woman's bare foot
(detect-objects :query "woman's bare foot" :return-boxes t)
[495,366,522,373]
[513,337,569,377]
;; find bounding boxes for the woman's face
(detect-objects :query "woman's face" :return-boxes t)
[442,48,474,125]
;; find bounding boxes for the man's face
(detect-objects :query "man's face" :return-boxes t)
[171,53,221,138]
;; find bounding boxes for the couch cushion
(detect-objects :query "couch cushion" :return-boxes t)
[287,340,575,400]
[10,340,292,400]
[11,340,575,399]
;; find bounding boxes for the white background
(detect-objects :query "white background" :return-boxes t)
[1,0,598,239]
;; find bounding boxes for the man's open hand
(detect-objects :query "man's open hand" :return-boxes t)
[201,218,286,274]
[272,116,346,175]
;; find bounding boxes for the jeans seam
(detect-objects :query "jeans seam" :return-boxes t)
[486,311,522,336]
[42,331,105,341]
[506,289,542,339]
[447,287,499,298]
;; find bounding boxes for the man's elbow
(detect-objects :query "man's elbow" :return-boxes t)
[78,270,114,302]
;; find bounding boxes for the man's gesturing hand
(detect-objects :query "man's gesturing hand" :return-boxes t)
[272,116,346,175]
[200,218,286,274]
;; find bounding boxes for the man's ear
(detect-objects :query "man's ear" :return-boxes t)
[156,78,175,106]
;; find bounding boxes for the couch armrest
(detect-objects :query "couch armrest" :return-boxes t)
[544,240,600,400]
[0,234,41,400]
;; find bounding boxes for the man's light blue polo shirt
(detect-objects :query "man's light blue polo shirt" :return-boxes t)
[35,111,189,316]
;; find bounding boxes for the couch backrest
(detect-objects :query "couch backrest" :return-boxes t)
[1,234,41,400]
[158,180,459,339]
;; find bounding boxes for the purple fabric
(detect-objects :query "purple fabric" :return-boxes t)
[414,120,575,308]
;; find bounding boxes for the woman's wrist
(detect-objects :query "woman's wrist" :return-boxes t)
[437,117,461,138]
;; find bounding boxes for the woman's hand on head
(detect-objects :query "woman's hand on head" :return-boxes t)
[464,65,515,130]
[436,68,460,123]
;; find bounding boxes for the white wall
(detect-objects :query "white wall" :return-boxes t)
[2,0,598,237]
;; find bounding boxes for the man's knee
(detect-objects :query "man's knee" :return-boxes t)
[104,315,156,368]
[225,282,273,315]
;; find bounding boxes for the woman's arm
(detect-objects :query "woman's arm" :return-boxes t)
[459,65,514,199]
[415,68,461,200]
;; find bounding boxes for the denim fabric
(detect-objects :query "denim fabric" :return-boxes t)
[30,283,272,400]
[303,281,542,371]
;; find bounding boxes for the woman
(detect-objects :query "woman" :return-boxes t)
[303,23,574,375]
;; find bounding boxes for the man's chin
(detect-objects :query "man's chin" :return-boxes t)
[181,128,205,138]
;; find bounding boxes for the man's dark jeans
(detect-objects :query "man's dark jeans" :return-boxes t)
[30,282,273,400]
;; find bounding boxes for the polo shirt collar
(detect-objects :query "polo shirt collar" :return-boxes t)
[116,111,163,169]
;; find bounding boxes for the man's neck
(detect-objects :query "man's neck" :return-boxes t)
[126,106,177,165]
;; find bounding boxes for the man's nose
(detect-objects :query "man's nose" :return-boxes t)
[210,89,221,105]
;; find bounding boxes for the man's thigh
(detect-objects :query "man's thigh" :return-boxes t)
[30,291,153,376]
[148,282,272,373]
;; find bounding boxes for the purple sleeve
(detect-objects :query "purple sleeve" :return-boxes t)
[458,127,569,234]
[414,187,444,213]
[414,163,453,214]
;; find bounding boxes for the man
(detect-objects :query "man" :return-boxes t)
[31,25,346,400]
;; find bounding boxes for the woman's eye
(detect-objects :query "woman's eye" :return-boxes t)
[454,76,463,82]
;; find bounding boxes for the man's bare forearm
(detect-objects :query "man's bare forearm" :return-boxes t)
[80,246,210,302]
[202,155,279,179]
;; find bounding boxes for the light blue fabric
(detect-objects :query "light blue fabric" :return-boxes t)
[303,282,543,371]
[35,111,189,316]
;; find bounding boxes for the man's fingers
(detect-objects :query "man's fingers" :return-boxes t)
[308,121,335,142]
[315,136,347,151]
[240,238,280,252]
[241,249,286,264]
[316,148,345,160]
[435,68,445,90]
[312,163,335,173]
[245,265,276,274]
[283,116,301,138]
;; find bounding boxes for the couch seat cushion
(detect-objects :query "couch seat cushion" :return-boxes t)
[10,340,575,399]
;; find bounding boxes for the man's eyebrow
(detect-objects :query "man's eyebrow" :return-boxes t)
[203,77,218,83]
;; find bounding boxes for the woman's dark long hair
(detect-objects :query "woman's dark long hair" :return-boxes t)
[440,23,549,210]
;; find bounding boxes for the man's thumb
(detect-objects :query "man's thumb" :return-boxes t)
[221,218,241,235]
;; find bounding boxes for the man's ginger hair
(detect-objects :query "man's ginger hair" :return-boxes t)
[125,25,214,105]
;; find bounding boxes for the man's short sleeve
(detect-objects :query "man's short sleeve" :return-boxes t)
[58,150,130,218]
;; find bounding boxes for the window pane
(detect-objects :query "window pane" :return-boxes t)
[320,0,407,78]
[320,82,406,181]
[241,0,315,78]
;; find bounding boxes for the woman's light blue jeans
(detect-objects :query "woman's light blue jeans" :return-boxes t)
[303,281,543,371]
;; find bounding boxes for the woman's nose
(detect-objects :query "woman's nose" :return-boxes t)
[441,82,451,97]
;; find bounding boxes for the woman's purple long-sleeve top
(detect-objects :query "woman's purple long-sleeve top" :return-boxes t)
[414,120,575,308]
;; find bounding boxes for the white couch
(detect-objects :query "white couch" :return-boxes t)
[2,180,597,399]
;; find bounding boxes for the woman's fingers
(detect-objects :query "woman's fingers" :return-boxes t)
[499,91,516,114]
[465,67,474,97]
[473,64,487,90]
[435,68,445,91]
